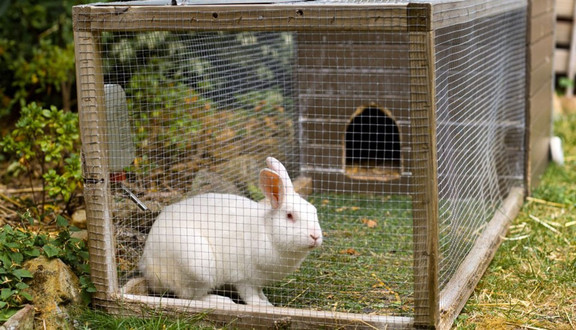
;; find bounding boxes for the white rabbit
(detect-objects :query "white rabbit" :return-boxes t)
[138,157,322,306]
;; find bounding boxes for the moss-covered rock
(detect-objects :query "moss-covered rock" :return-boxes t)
[23,256,83,330]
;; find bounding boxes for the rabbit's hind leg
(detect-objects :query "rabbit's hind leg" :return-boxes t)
[236,283,273,306]
[174,283,211,301]
[200,294,236,306]
[175,235,219,300]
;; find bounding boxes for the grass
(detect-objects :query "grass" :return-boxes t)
[454,115,576,329]
[71,307,215,329]
[266,194,414,315]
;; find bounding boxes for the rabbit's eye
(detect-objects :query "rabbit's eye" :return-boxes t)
[286,212,295,222]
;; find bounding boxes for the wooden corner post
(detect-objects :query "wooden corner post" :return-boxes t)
[407,3,440,328]
[73,5,119,307]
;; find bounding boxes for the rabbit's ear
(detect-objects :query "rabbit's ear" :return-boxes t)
[265,157,294,192]
[259,168,285,209]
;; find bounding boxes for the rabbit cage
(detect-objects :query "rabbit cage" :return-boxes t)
[73,0,537,328]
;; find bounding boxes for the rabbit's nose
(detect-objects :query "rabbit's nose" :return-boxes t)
[309,234,322,247]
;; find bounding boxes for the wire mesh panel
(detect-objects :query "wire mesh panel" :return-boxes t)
[434,3,527,290]
[73,0,528,328]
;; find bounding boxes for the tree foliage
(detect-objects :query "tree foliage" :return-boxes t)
[0,0,91,118]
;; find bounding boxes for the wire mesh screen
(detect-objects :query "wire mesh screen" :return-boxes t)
[434,5,526,289]
[102,30,298,277]
[74,0,527,327]
[98,27,418,316]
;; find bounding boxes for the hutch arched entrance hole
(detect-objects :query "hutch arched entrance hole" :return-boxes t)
[344,105,402,181]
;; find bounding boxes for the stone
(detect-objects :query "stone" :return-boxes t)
[70,209,87,229]
[70,229,88,242]
[23,257,84,330]
[0,305,34,330]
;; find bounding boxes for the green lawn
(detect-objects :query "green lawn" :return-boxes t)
[266,194,414,315]
[454,115,576,329]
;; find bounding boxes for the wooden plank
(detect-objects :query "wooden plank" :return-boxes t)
[531,84,554,125]
[526,0,554,193]
[300,143,343,167]
[555,48,569,73]
[567,1,576,96]
[528,11,555,44]
[300,120,350,145]
[298,96,411,120]
[297,44,410,69]
[74,4,409,32]
[302,169,412,194]
[438,187,524,330]
[529,0,555,17]
[525,82,553,193]
[74,1,529,33]
[429,0,526,30]
[529,33,555,70]
[528,132,552,189]
[530,85,553,176]
[300,117,409,145]
[298,31,409,44]
[297,70,411,96]
[529,60,553,97]
[121,278,415,327]
[73,29,119,303]
[557,0,574,19]
[302,143,407,175]
[556,21,572,46]
[117,293,415,329]
[72,5,92,31]
[409,28,439,327]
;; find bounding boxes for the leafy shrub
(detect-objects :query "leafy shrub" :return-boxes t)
[0,102,82,213]
[0,225,37,311]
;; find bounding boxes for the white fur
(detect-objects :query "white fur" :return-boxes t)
[139,157,322,306]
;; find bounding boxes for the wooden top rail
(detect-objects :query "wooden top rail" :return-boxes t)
[73,0,525,33]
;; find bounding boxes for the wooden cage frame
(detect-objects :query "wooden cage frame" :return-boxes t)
[73,0,552,328]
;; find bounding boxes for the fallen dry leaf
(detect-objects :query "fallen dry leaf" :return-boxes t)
[264,116,278,130]
[340,248,360,256]
[336,206,360,212]
[185,95,198,104]
[362,218,378,228]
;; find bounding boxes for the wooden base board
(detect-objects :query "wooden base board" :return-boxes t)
[437,187,525,329]
[112,292,414,329]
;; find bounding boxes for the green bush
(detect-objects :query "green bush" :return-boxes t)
[0,102,82,213]
[0,225,37,311]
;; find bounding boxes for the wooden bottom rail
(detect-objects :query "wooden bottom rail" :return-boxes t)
[438,186,525,329]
